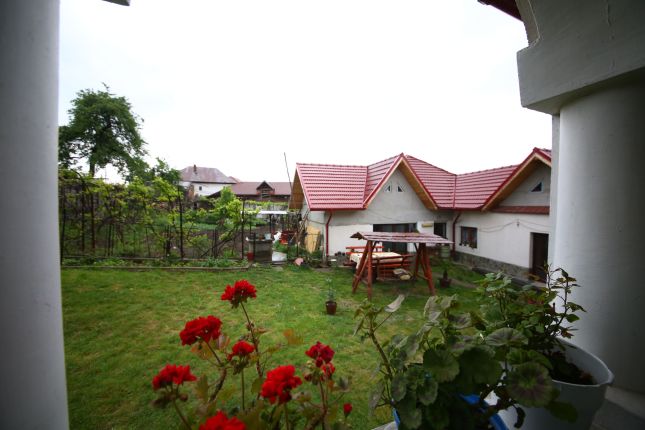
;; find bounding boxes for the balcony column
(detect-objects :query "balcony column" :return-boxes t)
[0,1,69,428]
[516,0,645,394]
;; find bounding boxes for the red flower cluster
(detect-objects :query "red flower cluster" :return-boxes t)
[321,362,335,379]
[343,403,353,417]
[221,280,257,306]
[260,365,302,404]
[227,340,255,361]
[199,411,246,430]
[152,364,196,390]
[305,341,335,367]
[180,315,222,345]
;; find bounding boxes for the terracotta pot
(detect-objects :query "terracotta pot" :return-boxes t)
[246,252,254,261]
[325,300,337,315]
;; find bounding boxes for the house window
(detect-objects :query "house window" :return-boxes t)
[198,185,203,191]
[386,185,392,192]
[460,227,477,248]
[397,184,404,192]
[434,222,447,238]
[531,181,543,192]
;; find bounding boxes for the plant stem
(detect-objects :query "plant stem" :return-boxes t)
[204,340,224,366]
[171,391,191,430]
[368,318,393,379]
[240,302,263,378]
[241,368,246,410]
[284,403,291,430]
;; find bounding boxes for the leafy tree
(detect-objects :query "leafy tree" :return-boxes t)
[59,85,147,178]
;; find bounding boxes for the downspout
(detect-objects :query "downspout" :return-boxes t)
[451,211,461,253]
[325,211,334,259]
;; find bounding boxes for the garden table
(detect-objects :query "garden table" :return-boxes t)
[350,231,452,299]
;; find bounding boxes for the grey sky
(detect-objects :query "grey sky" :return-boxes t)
[59,0,550,183]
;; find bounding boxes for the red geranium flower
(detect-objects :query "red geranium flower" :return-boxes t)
[305,341,335,367]
[221,280,257,307]
[152,364,196,390]
[180,316,222,345]
[260,365,302,404]
[199,411,246,430]
[321,362,335,379]
[227,340,255,361]
[343,402,353,417]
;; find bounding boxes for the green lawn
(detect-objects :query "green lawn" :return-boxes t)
[61,265,488,429]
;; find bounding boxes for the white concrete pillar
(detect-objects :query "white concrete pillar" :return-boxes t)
[556,82,645,392]
[516,0,645,394]
[0,1,69,429]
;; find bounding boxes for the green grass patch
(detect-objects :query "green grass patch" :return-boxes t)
[62,264,490,429]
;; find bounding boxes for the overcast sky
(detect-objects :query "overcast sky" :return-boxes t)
[59,0,551,183]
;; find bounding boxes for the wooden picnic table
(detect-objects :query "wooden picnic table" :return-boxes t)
[349,231,452,299]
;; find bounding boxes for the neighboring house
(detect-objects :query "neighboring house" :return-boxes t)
[213,181,291,203]
[289,148,552,279]
[178,165,237,198]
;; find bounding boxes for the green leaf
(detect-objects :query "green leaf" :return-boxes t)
[565,314,580,323]
[395,392,422,429]
[486,327,527,347]
[450,312,472,330]
[392,373,407,402]
[385,294,405,313]
[194,374,209,403]
[507,362,556,407]
[423,349,459,382]
[368,381,385,413]
[458,346,502,385]
[417,377,438,406]
[250,377,263,395]
[546,400,578,423]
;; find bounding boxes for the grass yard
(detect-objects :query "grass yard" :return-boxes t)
[62,264,489,429]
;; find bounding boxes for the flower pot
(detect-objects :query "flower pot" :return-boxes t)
[325,300,337,315]
[498,339,613,430]
[439,278,451,288]
[393,396,509,430]
[246,252,254,261]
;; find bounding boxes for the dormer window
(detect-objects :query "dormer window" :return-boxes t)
[386,185,392,192]
[397,184,404,192]
[531,181,543,192]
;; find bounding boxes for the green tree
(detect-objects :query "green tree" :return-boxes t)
[59,85,147,178]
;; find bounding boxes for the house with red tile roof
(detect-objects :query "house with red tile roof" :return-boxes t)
[179,165,237,198]
[289,148,552,279]
[211,180,291,205]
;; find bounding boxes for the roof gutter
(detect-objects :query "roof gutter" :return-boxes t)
[451,211,462,253]
[325,211,334,258]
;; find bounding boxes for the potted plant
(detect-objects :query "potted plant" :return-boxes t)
[438,259,452,288]
[354,294,561,430]
[326,283,337,315]
[479,268,614,429]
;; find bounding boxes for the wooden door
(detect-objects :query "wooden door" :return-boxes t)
[530,233,549,281]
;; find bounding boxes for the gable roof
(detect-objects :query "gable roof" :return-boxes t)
[229,181,292,196]
[481,148,552,210]
[289,148,551,212]
[180,166,237,184]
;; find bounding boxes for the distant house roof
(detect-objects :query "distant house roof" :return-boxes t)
[179,165,237,184]
[229,181,292,197]
[290,148,551,212]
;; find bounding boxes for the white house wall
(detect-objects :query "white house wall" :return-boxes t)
[328,224,374,254]
[455,212,550,270]
[501,163,551,206]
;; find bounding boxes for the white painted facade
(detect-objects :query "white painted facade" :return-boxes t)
[179,181,227,197]
[501,163,551,206]
[455,212,550,271]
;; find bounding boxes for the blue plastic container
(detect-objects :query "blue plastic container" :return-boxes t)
[392,395,508,430]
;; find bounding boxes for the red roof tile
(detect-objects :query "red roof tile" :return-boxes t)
[292,149,549,212]
[454,165,517,209]
[229,181,291,196]
[296,163,367,210]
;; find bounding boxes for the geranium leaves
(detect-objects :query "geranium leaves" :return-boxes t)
[507,362,556,407]
[486,328,527,347]
[385,294,405,313]
[423,349,459,383]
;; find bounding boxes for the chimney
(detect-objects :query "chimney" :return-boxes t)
[193,164,197,174]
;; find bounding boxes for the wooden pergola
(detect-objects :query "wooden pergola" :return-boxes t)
[350,231,452,299]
